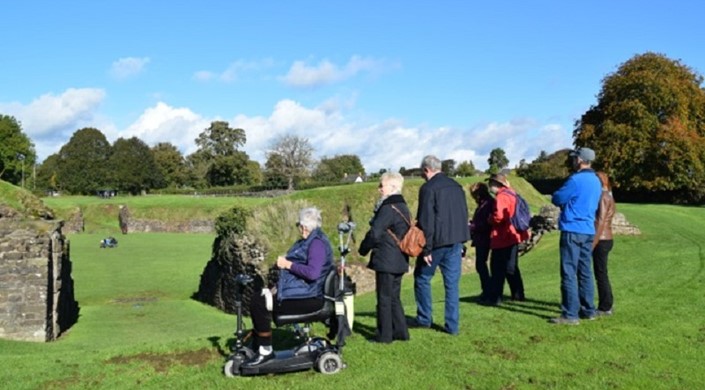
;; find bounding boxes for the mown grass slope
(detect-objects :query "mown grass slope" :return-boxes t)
[1,177,704,388]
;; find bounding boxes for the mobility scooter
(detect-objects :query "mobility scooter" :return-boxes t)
[223,219,356,377]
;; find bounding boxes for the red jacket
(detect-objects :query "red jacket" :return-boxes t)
[489,187,530,249]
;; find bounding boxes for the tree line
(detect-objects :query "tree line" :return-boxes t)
[2,52,705,203]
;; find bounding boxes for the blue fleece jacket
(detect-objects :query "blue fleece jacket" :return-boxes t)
[551,169,601,235]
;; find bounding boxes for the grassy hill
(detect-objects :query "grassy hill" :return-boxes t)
[0,199,703,388]
[42,174,548,263]
[0,179,54,219]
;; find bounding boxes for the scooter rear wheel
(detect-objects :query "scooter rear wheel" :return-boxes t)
[316,352,343,375]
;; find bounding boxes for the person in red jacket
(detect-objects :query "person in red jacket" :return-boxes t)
[483,173,529,306]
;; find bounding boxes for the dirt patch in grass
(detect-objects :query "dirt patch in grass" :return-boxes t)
[105,348,220,373]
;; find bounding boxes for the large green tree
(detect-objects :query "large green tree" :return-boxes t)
[455,160,476,177]
[516,149,572,181]
[152,142,188,188]
[312,154,365,182]
[192,121,255,187]
[195,121,246,158]
[266,134,314,190]
[57,128,112,194]
[206,152,254,186]
[109,137,164,195]
[0,114,36,186]
[574,52,705,203]
[487,147,509,174]
[36,153,60,192]
[441,159,456,176]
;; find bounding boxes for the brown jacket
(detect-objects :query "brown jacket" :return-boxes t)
[593,190,615,248]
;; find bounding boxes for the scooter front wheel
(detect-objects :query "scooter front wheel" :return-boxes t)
[224,355,246,377]
[316,352,343,375]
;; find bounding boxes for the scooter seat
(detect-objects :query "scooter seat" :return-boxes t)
[273,304,332,326]
[273,270,338,327]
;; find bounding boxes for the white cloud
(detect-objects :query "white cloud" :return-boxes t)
[193,59,275,83]
[2,89,572,172]
[110,57,150,80]
[231,100,572,172]
[0,88,109,160]
[122,102,210,156]
[280,55,390,88]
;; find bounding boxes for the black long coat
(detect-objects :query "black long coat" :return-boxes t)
[358,194,411,274]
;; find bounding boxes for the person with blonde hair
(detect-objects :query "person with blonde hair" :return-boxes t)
[359,172,410,343]
[593,171,616,316]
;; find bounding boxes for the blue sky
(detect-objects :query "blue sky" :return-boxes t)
[2,1,704,171]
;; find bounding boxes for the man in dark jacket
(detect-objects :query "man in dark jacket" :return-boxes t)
[411,155,470,335]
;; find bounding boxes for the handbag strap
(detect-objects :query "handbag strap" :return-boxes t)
[386,204,410,245]
[389,204,412,226]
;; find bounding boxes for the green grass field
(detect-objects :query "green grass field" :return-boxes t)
[1,201,704,389]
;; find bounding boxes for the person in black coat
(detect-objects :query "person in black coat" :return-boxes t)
[412,155,470,335]
[359,172,411,343]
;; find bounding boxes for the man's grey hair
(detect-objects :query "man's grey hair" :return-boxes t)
[380,172,404,194]
[420,155,442,172]
[298,207,323,231]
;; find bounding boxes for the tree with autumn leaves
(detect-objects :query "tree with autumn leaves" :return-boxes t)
[574,52,705,203]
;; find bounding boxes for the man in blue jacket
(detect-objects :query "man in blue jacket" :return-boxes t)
[411,155,470,335]
[550,147,602,325]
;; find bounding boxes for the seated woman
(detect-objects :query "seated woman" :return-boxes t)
[243,207,334,367]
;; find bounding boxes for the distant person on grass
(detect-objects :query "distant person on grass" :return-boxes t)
[359,172,411,343]
[243,207,334,367]
[469,182,494,301]
[484,173,528,305]
[410,155,470,335]
[550,147,602,325]
[593,171,616,317]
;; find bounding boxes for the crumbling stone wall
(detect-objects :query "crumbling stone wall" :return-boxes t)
[536,204,641,235]
[118,205,214,233]
[194,233,267,315]
[0,215,79,342]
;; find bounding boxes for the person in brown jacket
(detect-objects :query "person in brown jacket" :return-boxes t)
[593,171,615,316]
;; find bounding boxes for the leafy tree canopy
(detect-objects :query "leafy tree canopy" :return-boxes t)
[312,154,365,182]
[109,137,164,195]
[195,121,246,158]
[441,159,456,176]
[455,160,476,177]
[516,149,572,181]
[574,52,705,203]
[152,142,187,188]
[0,114,36,186]
[487,147,509,174]
[57,127,112,194]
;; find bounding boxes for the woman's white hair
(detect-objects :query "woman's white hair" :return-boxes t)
[380,172,404,194]
[298,207,323,231]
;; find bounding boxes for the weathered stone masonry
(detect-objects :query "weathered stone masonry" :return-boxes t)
[0,218,79,342]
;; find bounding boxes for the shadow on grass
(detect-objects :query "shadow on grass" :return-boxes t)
[460,295,560,320]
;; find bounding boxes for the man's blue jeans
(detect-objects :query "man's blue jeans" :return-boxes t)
[559,231,596,319]
[413,243,463,334]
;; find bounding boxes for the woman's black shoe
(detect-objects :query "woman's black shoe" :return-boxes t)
[242,352,275,367]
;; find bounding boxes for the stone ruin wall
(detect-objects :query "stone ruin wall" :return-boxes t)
[0,218,79,342]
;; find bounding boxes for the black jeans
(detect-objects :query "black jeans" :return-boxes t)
[250,288,323,346]
[375,272,409,342]
[593,240,614,311]
[489,244,524,302]
[474,244,491,299]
